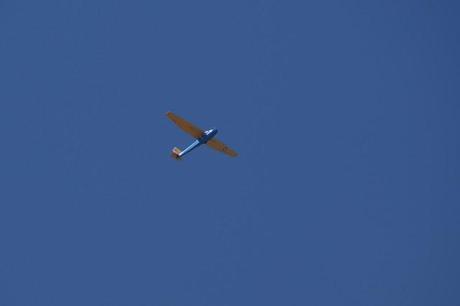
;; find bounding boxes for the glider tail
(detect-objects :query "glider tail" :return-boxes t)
[170,147,182,160]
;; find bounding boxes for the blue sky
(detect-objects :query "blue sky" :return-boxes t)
[1,1,459,305]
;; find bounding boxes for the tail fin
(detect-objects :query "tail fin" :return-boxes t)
[170,147,182,160]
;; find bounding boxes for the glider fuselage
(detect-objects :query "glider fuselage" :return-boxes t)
[179,128,218,157]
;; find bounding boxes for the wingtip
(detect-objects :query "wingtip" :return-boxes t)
[166,111,176,120]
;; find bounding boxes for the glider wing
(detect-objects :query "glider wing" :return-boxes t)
[207,138,238,157]
[166,112,204,139]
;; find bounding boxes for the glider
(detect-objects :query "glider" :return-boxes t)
[166,111,238,160]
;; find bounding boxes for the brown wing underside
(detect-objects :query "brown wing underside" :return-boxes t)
[207,138,238,157]
[166,112,204,139]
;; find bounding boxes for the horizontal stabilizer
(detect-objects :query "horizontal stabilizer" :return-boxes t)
[171,147,182,160]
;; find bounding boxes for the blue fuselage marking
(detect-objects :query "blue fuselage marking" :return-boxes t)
[179,128,218,157]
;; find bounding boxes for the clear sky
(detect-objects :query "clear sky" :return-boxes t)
[1,1,459,305]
